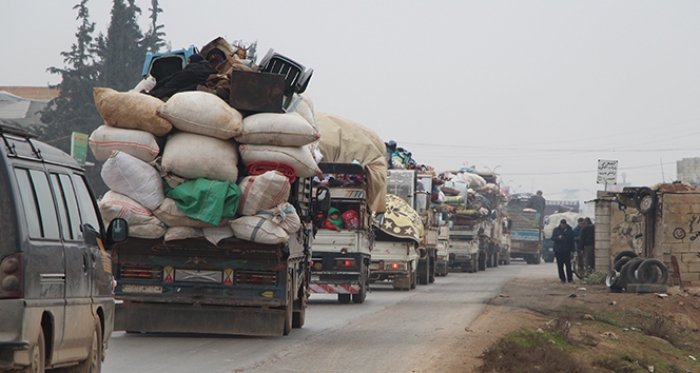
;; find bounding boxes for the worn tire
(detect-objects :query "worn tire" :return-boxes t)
[64,316,102,373]
[352,281,367,304]
[338,293,351,304]
[21,328,45,373]
[410,269,417,289]
[634,187,657,214]
[478,253,486,271]
[613,257,631,272]
[636,259,669,284]
[606,269,623,292]
[621,257,645,286]
[614,250,638,264]
[284,287,294,335]
[292,285,307,328]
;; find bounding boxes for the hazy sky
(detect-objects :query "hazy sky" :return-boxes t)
[2,1,699,207]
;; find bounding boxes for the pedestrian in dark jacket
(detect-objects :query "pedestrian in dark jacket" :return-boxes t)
[552,219,575,283]
[580,217,595,271]
[148,53,217,101]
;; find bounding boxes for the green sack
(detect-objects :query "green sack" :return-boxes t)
[164,178,241,226]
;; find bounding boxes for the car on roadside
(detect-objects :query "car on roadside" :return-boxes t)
[0,124,127,372]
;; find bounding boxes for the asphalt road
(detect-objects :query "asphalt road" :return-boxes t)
[102,260,553,373]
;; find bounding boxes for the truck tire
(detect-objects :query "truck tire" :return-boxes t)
[636,259,669,284]
[606,270,623,293]
[613,257,631,272]
[284,288,294,335]
[418,264,429,285]
[292,286,307,328]
[478,253,486,271]
[338,294,351,304]
[411,269,417,289]
[533,253,542,265]
[471,256,478,273]
[352,281,367,304]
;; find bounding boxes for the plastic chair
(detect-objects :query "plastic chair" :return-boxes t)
[670,255,681,287]
[258,48,314,96]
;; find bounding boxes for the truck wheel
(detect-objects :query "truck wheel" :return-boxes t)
[284,289,294,335]
[338,294,351,304]
[493,252,500,268]
[533,254,542,265]
[22,327,45,373]
[411,270,417,289]
[428,257,436,283]
[418,265,429,285]
[292,286,307,328]
[470,257,478,273]
[478,253,486,271]
[352,281,367,304]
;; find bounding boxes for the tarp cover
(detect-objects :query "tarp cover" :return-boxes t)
[543,211,586,239]
[373,194,424,244]
[316,112,387,213]
[164,178,241,226]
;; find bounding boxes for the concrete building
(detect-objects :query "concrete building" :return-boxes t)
[0,86,59,129]
[677,157,700,186]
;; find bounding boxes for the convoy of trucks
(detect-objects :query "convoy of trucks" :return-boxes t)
[16,37,559,365]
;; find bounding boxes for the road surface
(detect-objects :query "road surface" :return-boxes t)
[102,260,553,373]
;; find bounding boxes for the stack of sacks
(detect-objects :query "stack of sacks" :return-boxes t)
[231,171,302,244]
[91,86,318,246]
[92,86,172,239]
[92,88,244,241]
[236,93,321,178]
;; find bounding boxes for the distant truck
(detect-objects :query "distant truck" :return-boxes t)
[506,193,544,264]
[448,214,491,272]
[386,169,438,284]
[369,194,424,290]
[435,218,451,276]
[310,113,388,301]
[310,163,373,304]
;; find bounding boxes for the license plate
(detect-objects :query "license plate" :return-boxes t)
[121,284,162,294]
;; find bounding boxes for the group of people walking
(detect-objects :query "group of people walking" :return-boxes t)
[551,217,595,283]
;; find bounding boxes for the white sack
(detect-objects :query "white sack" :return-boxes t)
[89,124,160,162]
[93,87,172,136]
[130,75,156,93]
[157,91,243,139]
[231,216,290,244]
[161,132,239,182]
[101,151,164,211]
[237,171,291,216]
[239,144,319,178]
[235,112,319,147]
[256,202,301,235]
[153,198,218,228]
[99,191,166,239]
[164,225,234,245]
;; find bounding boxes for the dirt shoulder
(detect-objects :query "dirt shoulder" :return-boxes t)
[436,273,700,372]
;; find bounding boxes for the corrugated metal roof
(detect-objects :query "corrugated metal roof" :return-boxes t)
[0,91,49,127]
[0,101,31,119]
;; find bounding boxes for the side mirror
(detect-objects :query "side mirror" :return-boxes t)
[314,187,331,221]
[107,218,129,244]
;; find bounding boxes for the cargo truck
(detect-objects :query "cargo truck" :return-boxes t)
[309,113,388,302]
[310,163,373,304]
[386,169,438,284]
[507,193,544,264]
[369,194,424,290]
[110,39,327,336]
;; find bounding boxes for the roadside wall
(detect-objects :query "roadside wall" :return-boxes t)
[595,191,646,271]
[655,192,700,287]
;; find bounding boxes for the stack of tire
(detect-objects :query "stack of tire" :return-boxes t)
[606,250,669,292]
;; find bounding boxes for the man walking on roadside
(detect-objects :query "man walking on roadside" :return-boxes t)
[552,219,575,283]
[580,217,595,273]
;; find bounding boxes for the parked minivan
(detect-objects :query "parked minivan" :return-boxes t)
[0,125,127,372]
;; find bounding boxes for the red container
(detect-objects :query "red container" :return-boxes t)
[341,210,360,230]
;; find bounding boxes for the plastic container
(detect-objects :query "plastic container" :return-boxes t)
[341,210,360,230]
